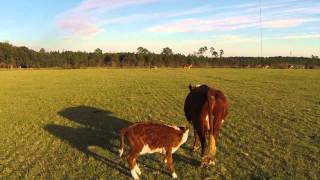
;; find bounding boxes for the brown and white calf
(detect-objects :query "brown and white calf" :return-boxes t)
[119,122,189,179]
[183,64,193,69]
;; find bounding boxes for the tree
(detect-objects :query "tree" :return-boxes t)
[0,48,4,63]
[210,47,218,58]
[198,46,208,56]
[210,47,214,54]
[0,41,319,69]
[137,47,149,54]
[219,49,224,59]
[94,48,103,55]
[161,47,173,56]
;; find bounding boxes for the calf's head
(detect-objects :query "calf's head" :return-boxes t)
[178,126,189,144]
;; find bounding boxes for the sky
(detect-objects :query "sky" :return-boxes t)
[0,0,319,57]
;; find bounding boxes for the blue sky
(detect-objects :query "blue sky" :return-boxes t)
[0,0,319,57]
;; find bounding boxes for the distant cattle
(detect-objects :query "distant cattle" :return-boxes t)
[184,84,228,166]
[0,63,14,69]
[288,64,294,69]
[304,65,314,69]
[150,65,158,70]
[183,64,193,69]
[263,65,270,69]
[119,122,189,179]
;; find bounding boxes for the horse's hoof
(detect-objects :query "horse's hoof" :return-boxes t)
[208,160,215,166]
[193,147,200,152]
[200,157,216,167]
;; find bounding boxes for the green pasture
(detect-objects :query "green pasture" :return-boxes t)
[0,68,319,179]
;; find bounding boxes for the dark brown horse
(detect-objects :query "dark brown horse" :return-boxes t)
[184,84,228,166]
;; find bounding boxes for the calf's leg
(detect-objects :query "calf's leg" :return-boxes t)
[165,149,177,178]
[127,148,141,179]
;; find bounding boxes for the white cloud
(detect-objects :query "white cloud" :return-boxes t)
[56,0,157,36]
[146,16,318,33]
[147,16,259,33]
[269,33,320,40]
[263,18,318,28]
[218,35,257,43]
[145,0,320,33]
[57,0,320,36]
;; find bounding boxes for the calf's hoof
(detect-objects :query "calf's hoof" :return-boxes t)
[172,172,178,178]
[135,165,141,175]
[131,169,139,179]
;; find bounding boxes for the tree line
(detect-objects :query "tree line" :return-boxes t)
[0,42,319,69]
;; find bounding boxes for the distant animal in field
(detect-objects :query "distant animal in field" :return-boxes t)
[263,65,270,69]
[119,122,189,179]
[184,84,228,166]
[183,64,193,69]
[288,64,294,69]
[304,65,314,69]
[150,65,158,69]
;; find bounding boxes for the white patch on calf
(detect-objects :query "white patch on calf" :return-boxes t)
[167,125,180,131]
[172,172,178,178]
[131,169,139,179]
[172,129,189,153]
[119,149,124,157]
[140,144,166,155]
[134,164,141,175]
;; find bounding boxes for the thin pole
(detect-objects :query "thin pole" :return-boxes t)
[259,0,263,57]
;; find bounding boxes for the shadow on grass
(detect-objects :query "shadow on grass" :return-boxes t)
[174,152,201,167]
[44,106,132,177]
[44,106,199,177]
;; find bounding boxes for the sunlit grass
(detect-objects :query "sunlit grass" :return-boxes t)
[0,68,319,179]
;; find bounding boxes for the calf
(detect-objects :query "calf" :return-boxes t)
[119,122,189,179]
[183,64,193,69]
[288,64,294,69]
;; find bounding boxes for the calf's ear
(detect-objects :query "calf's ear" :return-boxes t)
[179,126,189,132]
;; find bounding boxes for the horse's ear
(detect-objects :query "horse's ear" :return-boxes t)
[188,84,194,91]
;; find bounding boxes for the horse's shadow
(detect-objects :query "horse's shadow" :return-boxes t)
[44,106,199,177]
[44,106,132,176]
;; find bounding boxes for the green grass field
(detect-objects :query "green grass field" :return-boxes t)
[0,68,319,179]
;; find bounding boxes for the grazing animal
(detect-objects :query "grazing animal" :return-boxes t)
[304,65,314,69]
[183,64,193,69]
[119,122,189,179]
[263,65,270,69]
[150,65,158,69]
[184,84,228,166]
[288,64,294,69]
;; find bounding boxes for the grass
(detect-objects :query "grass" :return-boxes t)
[0,68,319,179]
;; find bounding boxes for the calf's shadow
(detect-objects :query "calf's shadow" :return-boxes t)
[44,106,132,176]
